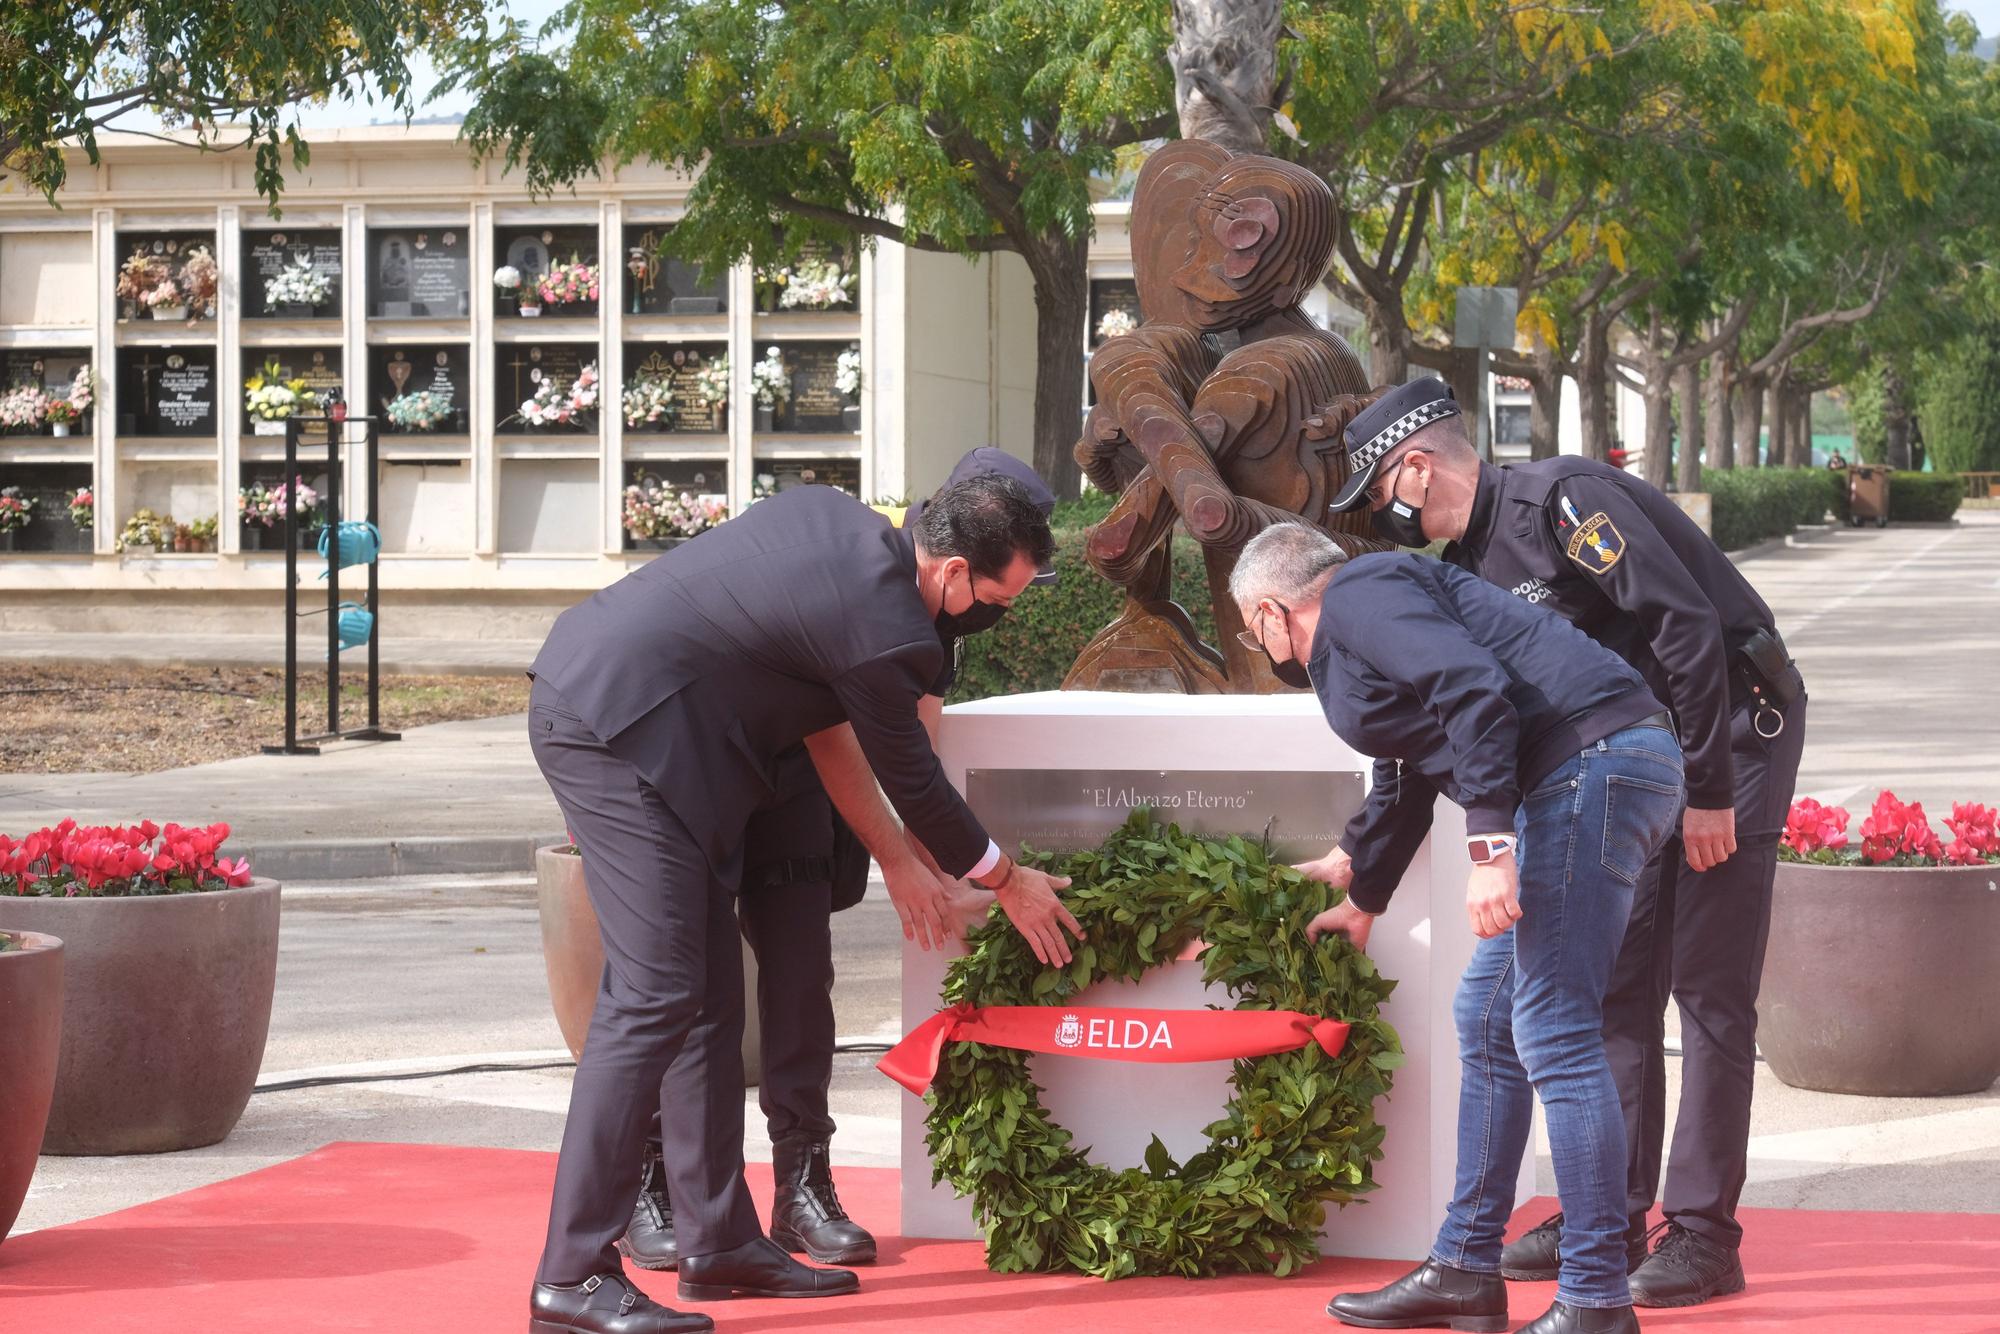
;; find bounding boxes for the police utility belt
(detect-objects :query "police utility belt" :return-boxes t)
[1730,625,1803,739]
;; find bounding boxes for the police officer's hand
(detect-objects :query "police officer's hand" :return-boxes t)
[1466,856,1523,938]
[1306,900,1377,953]
[882,854,956,952]
[1683,806,1737,872]
[1292,845,1355,892]
[989,858,1083,967]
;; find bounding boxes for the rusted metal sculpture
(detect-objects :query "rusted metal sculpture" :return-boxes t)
[1066,140,1387,693]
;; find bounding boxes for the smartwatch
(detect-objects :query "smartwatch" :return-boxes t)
[1466,834,1519,865]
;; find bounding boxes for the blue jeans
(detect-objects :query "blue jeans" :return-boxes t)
[1430,723,1685,1309]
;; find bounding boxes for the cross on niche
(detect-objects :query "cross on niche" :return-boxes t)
[132,351,161,428]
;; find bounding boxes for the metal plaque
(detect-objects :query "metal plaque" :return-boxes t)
[965,768,1365,864]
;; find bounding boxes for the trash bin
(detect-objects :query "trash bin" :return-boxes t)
[1848,465,1890,528]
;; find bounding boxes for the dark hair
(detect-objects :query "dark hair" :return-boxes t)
[913,474,1055,582]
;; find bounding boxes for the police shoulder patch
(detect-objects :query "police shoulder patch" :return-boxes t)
[1564,510,1626,575]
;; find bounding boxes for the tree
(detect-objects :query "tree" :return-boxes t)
[446,1,1177,496]
[1916,329,2000,473]
[1,2,477,208]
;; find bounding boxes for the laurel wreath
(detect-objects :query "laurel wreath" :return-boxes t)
[925,809,1401,1279]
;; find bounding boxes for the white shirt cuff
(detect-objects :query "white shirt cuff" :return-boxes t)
[967,840,1003,882]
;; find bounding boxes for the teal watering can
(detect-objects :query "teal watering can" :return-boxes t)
[318,521,381,574]
[334,602,373,652]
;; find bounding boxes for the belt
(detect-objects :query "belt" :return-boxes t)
[1634,710,1672,732]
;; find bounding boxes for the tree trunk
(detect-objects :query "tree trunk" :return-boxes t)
[1528,353,1563,461]
[1795,388,1815,468]
[1735,373,1764,469]
[1642,374,1675,492]
[1363,294,1411,384]
[1767,374,1788,471]
[1167,0,1282,154]
[1577,314,1615,462]
[1707,352,1736,471]
[1678,360,1703,493]
[1883,366,1913,469]
[1443,346,1481,451]
[1024,235,1090,498]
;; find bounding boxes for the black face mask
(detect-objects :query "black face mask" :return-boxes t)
[1369,459,1431,548]
[1266,651,1313,691]
[936,600,1008,638]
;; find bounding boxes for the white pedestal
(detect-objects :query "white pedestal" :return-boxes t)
[898,690,1535,1262]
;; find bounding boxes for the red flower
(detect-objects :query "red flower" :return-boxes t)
[1858,791,1943,865]
[215,856,254,888]
[1782,798,1851,857]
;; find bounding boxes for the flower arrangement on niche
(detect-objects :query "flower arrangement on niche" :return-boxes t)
[622,372,675,428]
[750,346,792,410]
[1096,308,1138,341]
[776,257,856,310]
[385,390,454,432]
[67,487,93,530]
[265,262,331,311]
[513,362,601,429]
[238,478,322,530]
[836,346,863,398]
[537,256,601,309]
[622,474,728,541]
[244,360,318,428]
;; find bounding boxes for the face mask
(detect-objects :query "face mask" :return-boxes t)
[936,601,1007,638]
[1369,459,1430,548]
[1245,601,1314,689]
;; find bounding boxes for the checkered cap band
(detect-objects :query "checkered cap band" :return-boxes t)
[1349,398,1460,473]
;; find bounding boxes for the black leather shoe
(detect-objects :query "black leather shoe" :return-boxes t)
[529,1273,713,1333]
[1627,1221,1744,1308]
[770,1136,877,1264]
[678,1235,860,1301]
[1327,1259,1509,1331]
[1513,1300,1639,1333]
[1501,1214,1563,1282]
[618,1142,679,1271]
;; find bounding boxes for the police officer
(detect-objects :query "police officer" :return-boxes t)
[1231,523,1684,1334]
[619,449,1059,1275]
[1328,379,1808,1309]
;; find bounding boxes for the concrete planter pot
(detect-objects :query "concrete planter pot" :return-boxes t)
[535,845,759,1084]
[1759,860,2000,1096]
[0,881,281,1154]
[0,931,63,1244]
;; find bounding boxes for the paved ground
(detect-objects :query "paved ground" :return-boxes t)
[0,631,542,678]
[7,514,1997,1238]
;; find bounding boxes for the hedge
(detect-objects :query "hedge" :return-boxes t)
[951,526,1217,703]
[1827,469,1965,525]
[1706,469,1839,552]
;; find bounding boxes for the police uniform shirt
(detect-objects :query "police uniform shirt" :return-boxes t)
[1310,552,1661,913]
[1441,458,1776,811]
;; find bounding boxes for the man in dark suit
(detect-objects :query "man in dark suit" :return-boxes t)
[525,478,1080,1334]
[619,447,1061,1277]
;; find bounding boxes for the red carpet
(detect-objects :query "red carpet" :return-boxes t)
[2,1142,1996,1332]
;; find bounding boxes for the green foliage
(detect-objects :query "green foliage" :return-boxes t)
[1706,469,1838,552]
[2,2,481,208]
[1847,367,1888,464]
[1915,331,2000,475]
[949,525,1215,703]
[927,810,1400,1279]
[1889,472,1964,522]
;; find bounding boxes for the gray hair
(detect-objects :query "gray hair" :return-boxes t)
[1229,522,1348,610]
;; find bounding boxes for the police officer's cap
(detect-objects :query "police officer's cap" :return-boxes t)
[915,446,1059,584]
[1327,378,1461,513]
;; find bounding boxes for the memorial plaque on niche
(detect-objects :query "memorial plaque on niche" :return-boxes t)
[1089,278,1142,345]
[758,457,859,497]
[499,343,591,429]
[624,345,726,434]
[965,769,1363,865]
[624,227,727,315]
[2,349,89,396]
[244,230,343,317]
[499,227,598,311]
[626,460,726,498]
[371,229,469,317]
[124,347,217,435]
[373,345,469,432]
[782,343,856,433]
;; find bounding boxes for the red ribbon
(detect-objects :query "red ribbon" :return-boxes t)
[878,1003,1352,1096]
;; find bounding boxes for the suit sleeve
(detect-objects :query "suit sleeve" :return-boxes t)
[1551,475,1732,807]
[1339,758,1439,915]
[832,642,990,877]
[1331,566,1526,838]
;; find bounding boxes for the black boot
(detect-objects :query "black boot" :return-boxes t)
[1627,1221,1745,1308]
[617,1142,679,1272]
[769,1136,877,1264]
[1501,1214,1564,1282]
[677,1235,860,1301]
[529,1273,713,1333]
[1326,1259,1509,1331]
[1501,1213,1649,1282]
[1512,1301,1639,1333]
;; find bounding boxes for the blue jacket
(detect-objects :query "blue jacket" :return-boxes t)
[1310,553,1659,912]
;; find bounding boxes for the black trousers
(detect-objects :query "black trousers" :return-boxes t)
[1601,691,1807,1250]
[530,677,763,1284]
